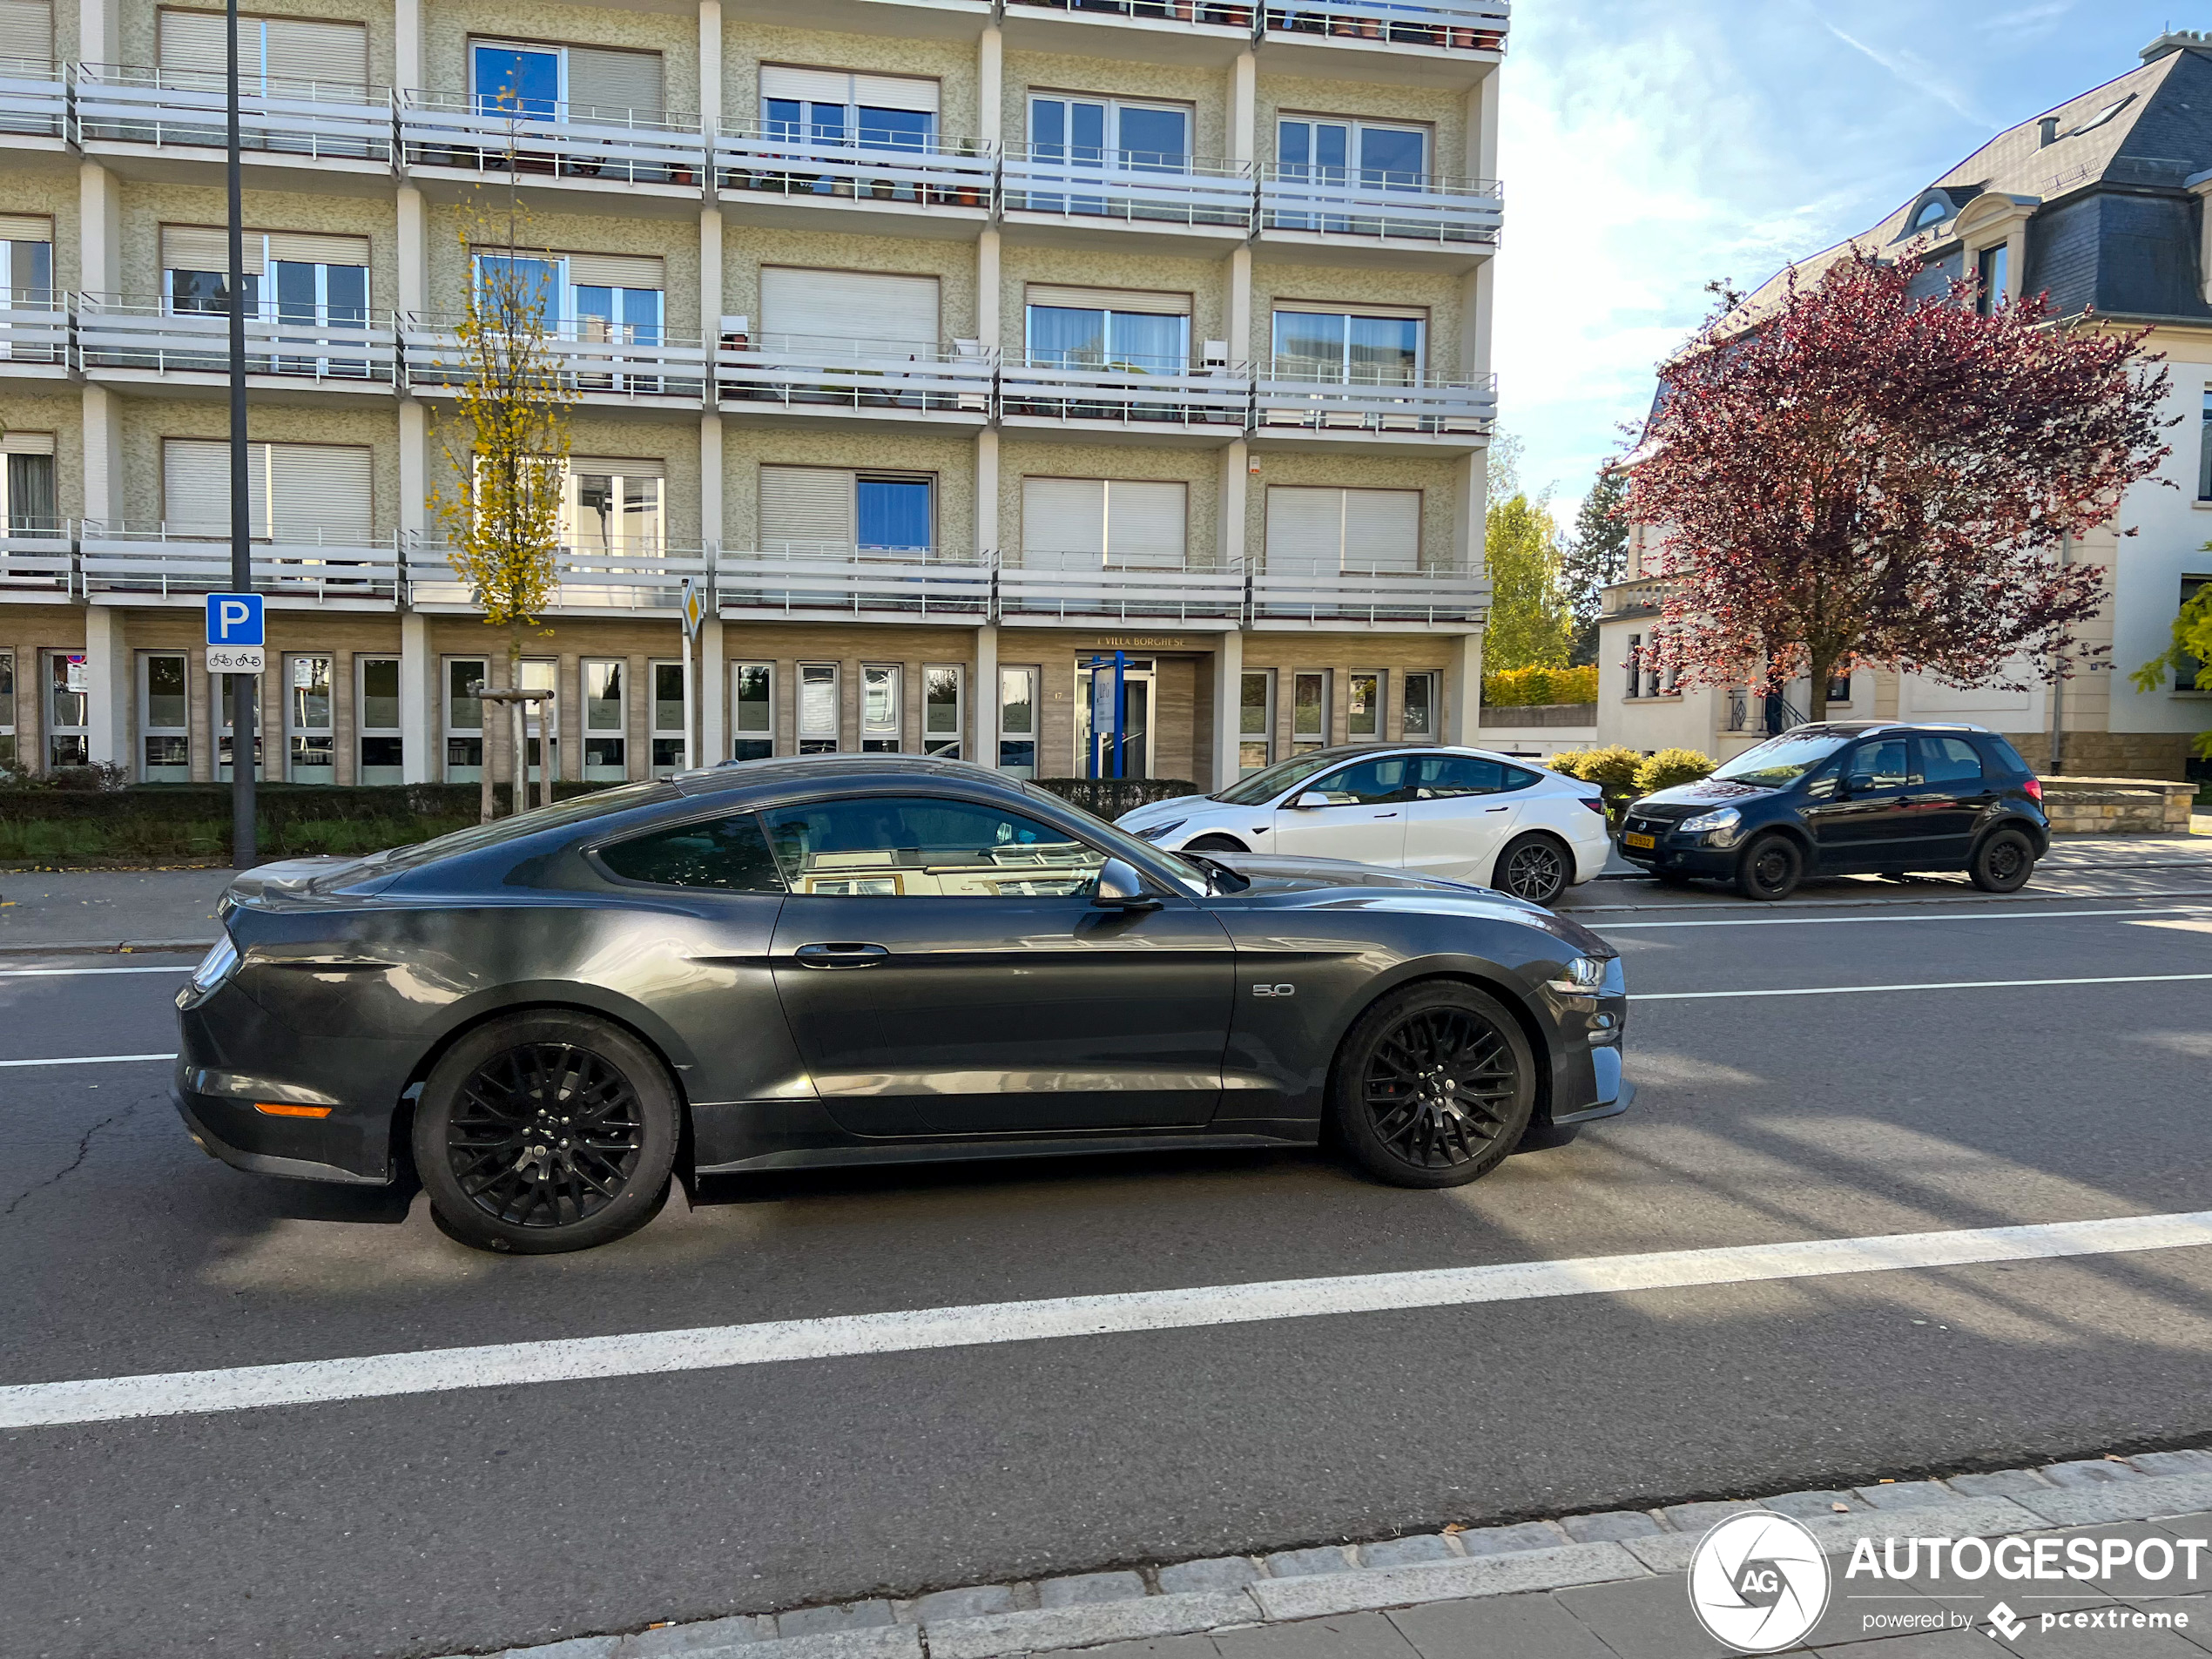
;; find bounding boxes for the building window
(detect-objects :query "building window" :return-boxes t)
[1269,308,1423,385]
[1276,117,1426,186]
[444,658,487,782]
[997,665,1038,777]
[2198,393,2212,502]
[732,662,774,760]
[760,466,934,557]
[577,658,628,779]
[1022,476,1187,570]
[2180,577,2209,693]
[1976,244,2007,315]
[140,652,190,782]
[0,650,15,768]
[799,662,840,754]
[761,65,938,152]
[1401,671,1437,738]
[1625,634,1642,699]
[1264,486,1420,573]
[1292,669,1329,752]
[44,651,87,769]
[1826,671,1852,705]
[861,664,901,753]
[469,38,666,124]
[923,664,962,759]
[1346,671,1382,739]
[1912,198,1949,229]
[0,227,55,307]
[1025,292,1190,374]
[564,461,664,556]
[3,442,59,531]
[213,669,266,781]
[1239,669,1274,773]
[516,658,556,785]
[357,656,403,784]
[286,654,334,783]
[1028,94,1189,172]
[651,660,685,774]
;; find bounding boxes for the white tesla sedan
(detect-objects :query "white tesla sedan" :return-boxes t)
[1115,744,1612,906]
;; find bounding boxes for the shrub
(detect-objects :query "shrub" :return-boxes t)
[1568,745,1647,797]
[1634,748,1718,793]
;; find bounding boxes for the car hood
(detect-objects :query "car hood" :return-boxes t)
[1116,792,1218,828]
[1633,779,1779,817]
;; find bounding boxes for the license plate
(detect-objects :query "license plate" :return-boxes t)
[1622,832,1656,849]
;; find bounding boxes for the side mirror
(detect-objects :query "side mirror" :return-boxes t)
[1093,858,1162,911]
[1291,791,1331,810]
[1845,773,1874,798]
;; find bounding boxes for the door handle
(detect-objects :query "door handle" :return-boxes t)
[1372,811,1399,819]
[793,942,889,968]
[1485,806,1510,813]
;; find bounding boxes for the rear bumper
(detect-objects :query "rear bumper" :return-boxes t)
[173,1088,393,1186]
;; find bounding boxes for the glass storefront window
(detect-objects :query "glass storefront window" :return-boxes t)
[583,658,627,780]
[1346,671,1381,739]
[1292,669,1328,752]
[651,660,685,775]
[287,654,334,784]
[861,664,900,753]
[358,657,403,784]
[1238,670,1272,775]
[141,652,190,782]
[732,663,773,762]
[997,665,1037,778]
[923,664,961,759]
[799,663,839,755]
[445,658,487,781]
[1402,671,1437,738]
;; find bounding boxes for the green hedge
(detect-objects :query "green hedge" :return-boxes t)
[1483,665,1600,708]
[1032,778,1197,819]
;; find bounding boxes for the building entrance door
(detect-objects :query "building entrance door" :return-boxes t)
[1076,653,1155,779]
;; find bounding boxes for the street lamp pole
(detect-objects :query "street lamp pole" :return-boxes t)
[226,0,256,867]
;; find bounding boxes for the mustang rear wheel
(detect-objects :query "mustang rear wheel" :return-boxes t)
[1494,833,1571,905]
[415,1012,680,1255]
[1330,981,1535,1189]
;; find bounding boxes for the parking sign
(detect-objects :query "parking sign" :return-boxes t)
[206,592,266,674]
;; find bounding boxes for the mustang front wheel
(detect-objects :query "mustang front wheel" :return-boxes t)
[415,1012,680,1254]
[1331,982,1536,1189]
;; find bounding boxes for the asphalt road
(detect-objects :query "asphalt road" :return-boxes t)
[3,887,2211,1658]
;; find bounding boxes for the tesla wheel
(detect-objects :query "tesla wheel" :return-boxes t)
[414,1011,680,1255]
[1185,833,1247,853]
[1494,833,1571,905]
[1330,981,1536,1190]
[1735,833,1804,901]
[1969,828,2036,894]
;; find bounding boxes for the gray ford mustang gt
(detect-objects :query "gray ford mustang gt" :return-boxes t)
[173,755,1632,1253]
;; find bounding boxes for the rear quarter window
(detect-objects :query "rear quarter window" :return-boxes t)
[596,813,787,893]
[1973,735,2033,776]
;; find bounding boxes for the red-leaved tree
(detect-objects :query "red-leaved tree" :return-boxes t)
[1625,253,2174,720]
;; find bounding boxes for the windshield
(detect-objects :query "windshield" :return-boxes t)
[1020,785,1214,897]
[1209,752,1355,806]
[1710,732,1851,789]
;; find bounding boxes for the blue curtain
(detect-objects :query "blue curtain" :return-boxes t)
[858,477,932,553]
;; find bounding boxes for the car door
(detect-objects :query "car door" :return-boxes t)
[1904,735,1994,864]
[763,792,1235,1136]
[1266,755,1412,867]
[1400,753,1527,881]
[1803,737,1912,870]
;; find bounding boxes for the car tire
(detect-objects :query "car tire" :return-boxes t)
[1735,833,1804,901]
[1969,827,2036,894]
[1493,832,1573,906]
[1184,833,1247,853]
[414,1011,682,1255]
[1329,981,1537,1190]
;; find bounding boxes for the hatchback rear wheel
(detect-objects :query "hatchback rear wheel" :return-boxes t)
[1969,827,2036,894]
[1330,981,1535,1189]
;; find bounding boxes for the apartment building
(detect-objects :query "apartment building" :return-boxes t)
[1599,31,2212,782]
[0,0,1504,792]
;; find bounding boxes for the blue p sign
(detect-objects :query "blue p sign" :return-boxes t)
[206,592,264,646]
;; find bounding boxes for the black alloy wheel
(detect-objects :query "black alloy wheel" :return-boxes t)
[415,1012,680,1254]
[1735,833,1804,901]
[1970,827,2036,894]
[1331,981,1535,1189]
[1495,833,1570,905]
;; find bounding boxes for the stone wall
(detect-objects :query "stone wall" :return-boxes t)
[2040,777,2196,833]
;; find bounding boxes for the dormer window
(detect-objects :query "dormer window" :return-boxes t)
[1914,199,1948,228]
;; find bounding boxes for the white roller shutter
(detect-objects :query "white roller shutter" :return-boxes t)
[268,444,372,543]
[0,430,55,455]
[162,225,263,275]
[1273,298,1428,320]
[0,212,53,243]
[157,8,229,75]
[564,252,664,289]
[759,64,853,106]
[264,230,369,267]
[1022,477,1105,563]
[570,454,664,477]
[852,72,937,114]
[1103,480,1185,568]
[568,45,663,119]
[1264,487,1345,570]
[760,267,939,348]
[1025,284,1190,315]
[0,0,53,68]
[263,17,366,89]
[760,465,854,555]
[163,438,266,536]
[1344,488,1420,571]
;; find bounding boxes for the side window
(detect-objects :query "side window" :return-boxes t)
[597,813,786,893]
[1915,737,1985,786]
[1407,754,1506,798]
[1847,738,1910,788]
[1305,757,1412,806]
[1803,759,1842,801]
[1497,765,1541,792]
[762,796,1106,897]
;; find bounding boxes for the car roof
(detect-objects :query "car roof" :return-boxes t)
[675,752,1043,805]
[1777,720,1994,739]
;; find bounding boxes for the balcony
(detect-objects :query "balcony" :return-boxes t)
[78,298,400,386]
[998,357,1250,433]
[999,551,1245,624]
[1600,576,1666,619]
[0,297,69,372]
[1001,146,1254,235]
[716,546,992,622]
[715,126,995,227]
[0,529,72,601]
[0,59,66,140]
[714,334,994,423]
[1260,0,1508,52]
[73,64,390,164]
[999,0,1258,64]
[1252,365,1495,442]
[78,524,401,604]
[1250,558,1486,626]
[405,541,711,613]
[401,315,708,403]
[1258,165,1501,251]
[397,91,706,191]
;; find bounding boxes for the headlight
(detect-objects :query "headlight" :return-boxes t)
[1678,806,1740,833]
[1558,955,1605,989]
[1134,819,1185,841]
[1548,954,1625,998]
[177,933,240,1011]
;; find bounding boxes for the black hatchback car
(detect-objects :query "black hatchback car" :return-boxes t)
[1616,721,2050,900]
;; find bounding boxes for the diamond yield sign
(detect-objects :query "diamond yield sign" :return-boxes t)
[680,576,705,640]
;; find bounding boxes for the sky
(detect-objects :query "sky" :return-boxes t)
[1494,1,2197,518]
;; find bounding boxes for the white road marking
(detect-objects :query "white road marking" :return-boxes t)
[0,965,192,978]
[0,1053,178,1069]
[3,1210,2209,1431]
[1634,973,2212,1001]
[1600,906,2212,931]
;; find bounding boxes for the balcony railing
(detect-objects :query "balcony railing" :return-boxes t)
[74,64,390,159]
[1251,558,1486,624]
[1258,165,1501,246]
[78,298,401,382]
[1001,145,1255,229]
[78,523,401,600]
[715,334,994,417]
[1260,0,1508,51]
[401,315,708,400]
[1003,0,1257,26]
[0,296,68,366]
[1254,365,1495,435]
[1599,576,1666,617]
[715,126,995,209]
[716,545,992,620]
[405,540,710,610]
[1000,551,1245,623]
[0,58,66,138]
[999,357,1250,428]
[397,91,706,185]
[0,528,71,594]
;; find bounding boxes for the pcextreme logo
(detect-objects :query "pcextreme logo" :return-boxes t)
[1688,1512,1831,1653]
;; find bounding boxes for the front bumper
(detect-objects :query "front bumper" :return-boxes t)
[1617,826,1739,876]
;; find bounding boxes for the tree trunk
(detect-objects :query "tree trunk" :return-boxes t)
[508,633,526,820]
[477,671,495,826]
[1806,651,1833,723]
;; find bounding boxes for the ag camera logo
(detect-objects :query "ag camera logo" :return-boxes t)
[1689,1512,1831,1653]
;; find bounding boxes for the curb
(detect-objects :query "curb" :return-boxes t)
[0,938,216,958]
[456,1448,2212,1659]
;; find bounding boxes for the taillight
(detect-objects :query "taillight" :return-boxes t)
[2025,778,2043,803]
[1580,796,1608,814]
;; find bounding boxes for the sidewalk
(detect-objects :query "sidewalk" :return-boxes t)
[0,867,230,953]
